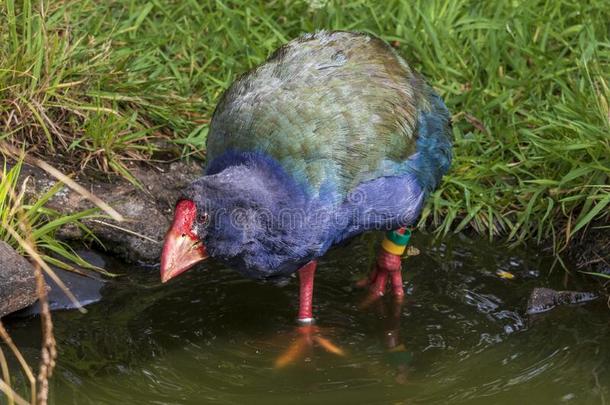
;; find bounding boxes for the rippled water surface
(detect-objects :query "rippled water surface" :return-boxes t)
[6,234,609,404]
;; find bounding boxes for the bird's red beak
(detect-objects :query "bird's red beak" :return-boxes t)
[160,199,208,283]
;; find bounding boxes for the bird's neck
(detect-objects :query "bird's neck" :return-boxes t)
[204,150,310,207]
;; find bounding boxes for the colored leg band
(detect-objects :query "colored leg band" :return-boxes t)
[381,238,407,255]
[381,229,411,255]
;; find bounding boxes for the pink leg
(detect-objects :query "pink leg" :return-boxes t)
[297,261,316,324]
[390,267,404,299]
[275,260,345,368]
[362,228,407,303]
[369,264,389,297]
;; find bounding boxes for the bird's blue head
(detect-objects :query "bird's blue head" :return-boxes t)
[160,152,318,282]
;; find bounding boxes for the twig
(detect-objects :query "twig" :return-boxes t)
[33,159,124,222]
[33,260,56,405]
[0,345,14,405]
[89,219,161,243]
[11,180,58,404]
[0,380,29,405]
[0,324,36,404]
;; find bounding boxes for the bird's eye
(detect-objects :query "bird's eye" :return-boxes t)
[198,212,209,227]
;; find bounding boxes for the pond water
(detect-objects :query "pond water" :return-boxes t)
[5,234,609,404]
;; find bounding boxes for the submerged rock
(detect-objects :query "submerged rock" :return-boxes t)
[0,241,37,318]
[14,267,105,317]
[10,250,108,317]
[45,269,104,311]
[526,287,598,315]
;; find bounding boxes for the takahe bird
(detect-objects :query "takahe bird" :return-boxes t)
[160,31,452,361]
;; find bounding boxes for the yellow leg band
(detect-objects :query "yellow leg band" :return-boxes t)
[381,238,407,255]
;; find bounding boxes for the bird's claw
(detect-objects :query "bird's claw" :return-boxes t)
[357,254,405,308]
[274,324,345,368]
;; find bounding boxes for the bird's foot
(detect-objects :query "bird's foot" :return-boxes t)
[274,323,345,368]
[357,250,404,308]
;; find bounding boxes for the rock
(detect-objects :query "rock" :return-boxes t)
[21,160,202,264]
[14,266,105,317]
[45,268,105,311]
[526,287,598,315]
[0,241,38,318]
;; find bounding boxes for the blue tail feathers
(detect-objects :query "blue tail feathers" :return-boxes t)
[408,91,452,194]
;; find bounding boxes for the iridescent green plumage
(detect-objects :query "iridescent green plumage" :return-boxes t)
[206,31,451,199]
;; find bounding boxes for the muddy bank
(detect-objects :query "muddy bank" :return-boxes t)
[22,160,202,264]
[2,159,201,317]
[0,162,202,317]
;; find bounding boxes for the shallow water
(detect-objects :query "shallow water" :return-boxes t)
[5,234,609,404]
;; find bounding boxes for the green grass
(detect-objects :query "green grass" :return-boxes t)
[0,157,103,273]
[1,0,609,252]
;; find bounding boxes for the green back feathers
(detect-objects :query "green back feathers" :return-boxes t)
[206,31,448,199]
